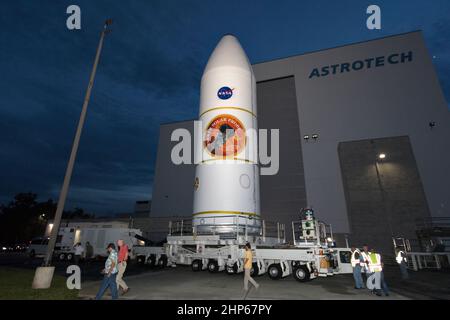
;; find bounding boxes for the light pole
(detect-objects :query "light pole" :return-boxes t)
[374,153,394,237]
[32,20,112,289]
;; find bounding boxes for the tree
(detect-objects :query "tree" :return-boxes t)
[0,193,93,244]
[0,193,44,244]
[62,207,94,219]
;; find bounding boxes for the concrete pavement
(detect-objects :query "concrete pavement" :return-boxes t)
[3,253,449,300]
[79,266,409,300]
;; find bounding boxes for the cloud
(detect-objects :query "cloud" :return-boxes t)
[63,184,153,215]
[1,0,449,215]
[0,1,207,214]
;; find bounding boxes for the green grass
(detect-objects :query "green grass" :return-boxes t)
[0,267,78,300]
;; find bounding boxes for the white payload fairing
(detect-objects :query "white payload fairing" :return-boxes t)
[192,35,261,236]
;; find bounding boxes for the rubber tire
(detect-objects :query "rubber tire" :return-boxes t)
[226,266,234,275]
[268,263,282,280]
[192,259,202,272]
[207,260,219,273]
[147,254,156,268]
[250,262,259,277]
[226,262,238,275]
[293,265,311,282]
[136,255,146,265]
[158,255,168,268]
[58,253,66,262]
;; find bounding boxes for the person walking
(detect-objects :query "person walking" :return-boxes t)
[74,242,84,265]
[95,243,119,300]
[116,239,130,295]
[350,247,364,289]
[243,243,259,293]
[366,249,383,296]
[85,241,94,264]
[395,247,409,280]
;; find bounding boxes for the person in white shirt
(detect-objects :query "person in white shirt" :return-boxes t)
[74,242,84,265]
[395,247,409,280]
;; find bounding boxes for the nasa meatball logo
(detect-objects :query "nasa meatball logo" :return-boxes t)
[204,114,246,157]
[217,86,233,100]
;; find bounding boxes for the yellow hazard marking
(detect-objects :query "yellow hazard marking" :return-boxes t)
[199,158,257,164]
[200,107,257,118]
[193,211,259,217]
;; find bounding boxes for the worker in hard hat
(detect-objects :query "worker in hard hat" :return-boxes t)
[351,247,365,289]
[365,249,382,296]
[395,247,409,280]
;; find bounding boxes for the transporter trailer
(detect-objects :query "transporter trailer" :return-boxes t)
[134,209,353,282]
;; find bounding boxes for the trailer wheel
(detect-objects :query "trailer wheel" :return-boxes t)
[58,253,66,262]
[250,263,259,277]
[293,265,311,282]
[192,259,202,272]
[207,260,219,273]
[268,264,282,280]
[66,253,74,261]
[226,266,234,275]
[157,255,168,268]
[136,255,146,265]
[226,262,238,275]
[147,254,156,268]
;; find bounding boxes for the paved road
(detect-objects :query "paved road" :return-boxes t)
[80,265,411,300]
[2,253,449,299]
[383,265,450,299]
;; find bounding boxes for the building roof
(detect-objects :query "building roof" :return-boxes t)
[252,30,422,65]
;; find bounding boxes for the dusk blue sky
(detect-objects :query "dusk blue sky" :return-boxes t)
[0,0,449,215]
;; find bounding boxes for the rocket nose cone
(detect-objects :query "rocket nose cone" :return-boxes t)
[203,35,252,74]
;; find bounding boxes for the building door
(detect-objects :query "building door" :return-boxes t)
[338,136,431,256]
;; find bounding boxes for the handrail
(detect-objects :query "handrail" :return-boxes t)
[167,215,284,243]
[415,217,450,229]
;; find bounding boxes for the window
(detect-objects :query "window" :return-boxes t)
[339,251,351,264]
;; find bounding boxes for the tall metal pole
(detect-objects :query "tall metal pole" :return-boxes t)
[375,160,394,237]
[42,20,112,266]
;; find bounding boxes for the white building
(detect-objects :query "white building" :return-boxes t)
[150,31,450,254]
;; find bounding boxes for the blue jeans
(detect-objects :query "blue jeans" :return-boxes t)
[95,273,118,300]
[399,262,409,280]
[380,271,389,296]
[353,266,364,289]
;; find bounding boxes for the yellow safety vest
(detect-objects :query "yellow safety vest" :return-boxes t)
[368,253,382,272]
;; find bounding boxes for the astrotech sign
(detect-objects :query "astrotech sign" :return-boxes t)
[308,51,413,79]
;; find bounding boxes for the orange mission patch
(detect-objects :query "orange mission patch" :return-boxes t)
[204,114,246,157]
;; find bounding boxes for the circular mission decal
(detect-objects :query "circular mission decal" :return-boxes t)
[204,114,246,157]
